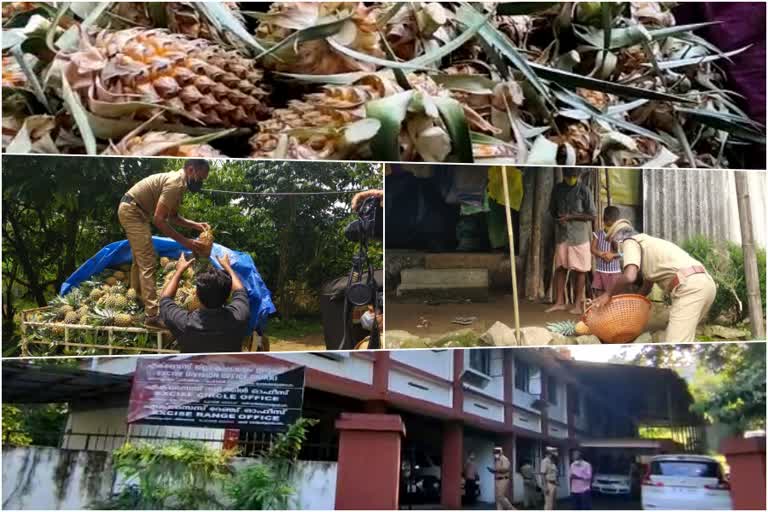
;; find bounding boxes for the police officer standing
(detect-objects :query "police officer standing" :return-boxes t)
[488,446,516,510]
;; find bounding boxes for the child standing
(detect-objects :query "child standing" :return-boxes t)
[591,206,622,297]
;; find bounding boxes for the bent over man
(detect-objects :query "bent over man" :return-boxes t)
[118,159,211,328]
[595,219,717,342]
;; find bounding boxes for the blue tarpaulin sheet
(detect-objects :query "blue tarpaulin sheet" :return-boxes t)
[60,237,276,333]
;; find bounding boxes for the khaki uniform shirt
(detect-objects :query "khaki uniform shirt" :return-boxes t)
[620,234,704,291]
[541,457,558,484]
[495,454,512,476]
[126,170,187,218]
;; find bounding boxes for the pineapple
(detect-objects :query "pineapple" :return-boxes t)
[105,277,118,286]
[89,288,105,301]
[550,123,599,165]
[63,311,80,324]
[2,55,26,89]
[164,261,177,273]
[105,131,223,158]
[114,313,135,327]
[58,28,271,127]
[184,293,202,311]
[255,2,384,75]
[90,307,118,326]
[547,321,590,337]
[198,228,214,256]
[160,257,170,268]
[109,2,243,41]
[547,321,577,337]
[126,288,138,301]
[2,2,37,22]
[382,2,457,61]
[103,294,129,311]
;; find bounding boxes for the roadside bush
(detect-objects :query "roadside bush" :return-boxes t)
[227,418,318,510]
[682,236,766,324]
[94,441,236,510]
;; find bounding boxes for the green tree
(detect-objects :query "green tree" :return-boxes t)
[1,405,32,446]
[689,343,766,433]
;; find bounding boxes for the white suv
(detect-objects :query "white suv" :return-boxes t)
[641,454,732,510]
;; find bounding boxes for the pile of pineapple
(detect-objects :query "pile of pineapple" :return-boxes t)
[1,1,763,166]
[27,256,207,338]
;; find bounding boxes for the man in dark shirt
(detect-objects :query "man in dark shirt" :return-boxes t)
[547,168,596,315]
[160,253,250,353]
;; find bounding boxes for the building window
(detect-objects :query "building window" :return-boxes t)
[572,389,581,415]
[515,360,530,392]
[547,376,558,405]
[469,350,491,376]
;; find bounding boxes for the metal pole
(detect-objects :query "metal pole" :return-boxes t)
[501,166,522,341]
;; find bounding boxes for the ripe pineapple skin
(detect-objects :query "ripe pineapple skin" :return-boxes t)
[114,313,135,327]
[105,131,224,158]
[64,311,80,324]
[256,2,384,75]
[61,28,271,127]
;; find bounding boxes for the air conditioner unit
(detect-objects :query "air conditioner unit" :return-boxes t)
[461,368,491,389]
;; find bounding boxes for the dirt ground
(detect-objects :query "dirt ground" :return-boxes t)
[268,334,325,352]
[386,292,582,336]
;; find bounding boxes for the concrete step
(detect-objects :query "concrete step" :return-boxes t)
[425,252,505,271]
[396,268,489,302]
[400,268,489,286]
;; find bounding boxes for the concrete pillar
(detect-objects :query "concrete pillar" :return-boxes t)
[441,421,464,509]
[335,413,406,510]
[720,436,766,510]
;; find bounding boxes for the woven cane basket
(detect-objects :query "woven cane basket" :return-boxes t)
[583,294,652,344]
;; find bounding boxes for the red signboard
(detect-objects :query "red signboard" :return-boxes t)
[127,355,305,431]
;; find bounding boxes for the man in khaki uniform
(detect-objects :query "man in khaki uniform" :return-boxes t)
[595,219,717,342]
[540,447,559,510]
[487,446,515,510]
[118,159,211,328]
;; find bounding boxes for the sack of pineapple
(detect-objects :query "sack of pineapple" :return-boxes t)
[2,2,764,166]
[22,235,276,356]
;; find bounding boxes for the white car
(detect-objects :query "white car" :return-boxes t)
[641,454,732,510]
[592,473,631,495]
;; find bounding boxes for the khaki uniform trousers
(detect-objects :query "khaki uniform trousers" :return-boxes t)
[495,477,514,510]
[118,202,159,317]
[664,273,717,342]
[544,481,557,510]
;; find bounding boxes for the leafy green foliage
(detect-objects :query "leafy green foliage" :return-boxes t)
[98,441,236,510]
[1,405,32,446]
[626,343,766,433]
[227,418,319,510]
[1,402,68,447]
[681,236,766,323]
[689,343,766,434]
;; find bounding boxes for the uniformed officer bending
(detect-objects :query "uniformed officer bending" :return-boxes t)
[595,218,717,342]
[118,159,211,328]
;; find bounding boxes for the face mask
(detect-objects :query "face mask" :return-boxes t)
[361,310,375,331]
[565,177,578,186]
[187,178,204,193]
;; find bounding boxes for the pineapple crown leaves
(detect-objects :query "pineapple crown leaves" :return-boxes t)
[546,320,578,337]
